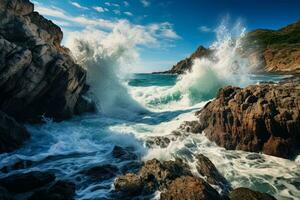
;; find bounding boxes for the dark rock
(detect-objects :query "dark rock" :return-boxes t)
[160,176,223,200]
[0,187,15,200]
[114,158,192,197]
[0,0,90,122]
[193,83,300,159]
[112,145,137,160]
[0,111,30,153]
[229,187,276,200]
[0,159,33,173]
[195,154,231,193]
[146,136,171,148]
[74,95,96,115]
[80,164,118,181]
[158,46,214,74]
[29,180,76,200]
[0,171,55,193]
[114,173,143,196]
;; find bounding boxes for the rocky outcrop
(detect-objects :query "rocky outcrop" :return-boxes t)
[229,187,276,200]
[193,82,300,159]
[196,154,231,193]
[114,158,193,197]
[0,171,76,200]
[0,111,30,153]
[114,157,276,199]
[0,0,93,122]
[156,46,213,74]
[242,21,300,73]
[159,21,300,75]
[160,176,223,200]
[0,171,55,193]
[29,180,76,200]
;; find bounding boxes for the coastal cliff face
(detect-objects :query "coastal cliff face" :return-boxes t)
[163,21,300,74]
[159,46,213,74]
[242,21,300,73]
[191,82,300,159]
[0,0,89,122]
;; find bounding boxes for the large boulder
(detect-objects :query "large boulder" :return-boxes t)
[0,111,30,153]
[0,171,55,193]
[114,158,192,197]
[160,176,223,200]
[229,187,276,200]
[194,82,300,159]
[0,0,92,122]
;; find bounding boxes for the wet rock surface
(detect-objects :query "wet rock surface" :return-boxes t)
[229,187,276,200]
[193,83,300,159]
[114,157,277,200]
[0,171,55,193]
[114,158,192,197]
[80,164,119,181]
[160,176,223,200]
[195,154,231,193]
[29,180,76,200]
[0,0,93,122]
[0,111,30,153]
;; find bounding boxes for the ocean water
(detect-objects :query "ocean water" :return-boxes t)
[0,73,299,200]
[1,20,299,199]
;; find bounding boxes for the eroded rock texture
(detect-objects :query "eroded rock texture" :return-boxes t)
[0,0,89,122]
[195,83,300,159]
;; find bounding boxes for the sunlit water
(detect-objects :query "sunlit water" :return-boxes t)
[0,73,298,200]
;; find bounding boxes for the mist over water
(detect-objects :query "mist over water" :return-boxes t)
[0,21,299,200]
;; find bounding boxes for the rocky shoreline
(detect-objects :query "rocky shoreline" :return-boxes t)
[0,0,299,200]
[0,0,95,153]
[183,79,300,159]
[113,155,276,200]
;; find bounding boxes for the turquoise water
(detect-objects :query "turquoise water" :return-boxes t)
[0,73,299,200]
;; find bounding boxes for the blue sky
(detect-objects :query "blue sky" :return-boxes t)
[33,0,300,72]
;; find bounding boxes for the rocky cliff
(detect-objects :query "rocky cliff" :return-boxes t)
[242,21,300,73]
[0,0,94,153]
[0,0,93,122]
[189,81,300,159]
[161,21,300,74]
[156,46,213,74]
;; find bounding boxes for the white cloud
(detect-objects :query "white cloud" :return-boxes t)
[140,0,150,7]
[198,26,212,32]
[124,11,133,16]
[105,2,119,7]
[35,5,115,29]
[113,9,121,15]
[93,6,105,12]
[52,20,72,27]
[148,22,181,39]
[35,4,180,47]
[70,1,89,10]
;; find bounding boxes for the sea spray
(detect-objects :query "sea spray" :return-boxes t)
[130,20,252,109]
[65,24,151,118]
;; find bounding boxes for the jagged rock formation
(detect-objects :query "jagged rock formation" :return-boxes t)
[0,0,92,122]
[0,171,76,200]
[229,188,276,200]
[192,82,300,159]
[114,157,276,200]
[0,111,30,153]
[156,46,213,74]
[242,21,300,73]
